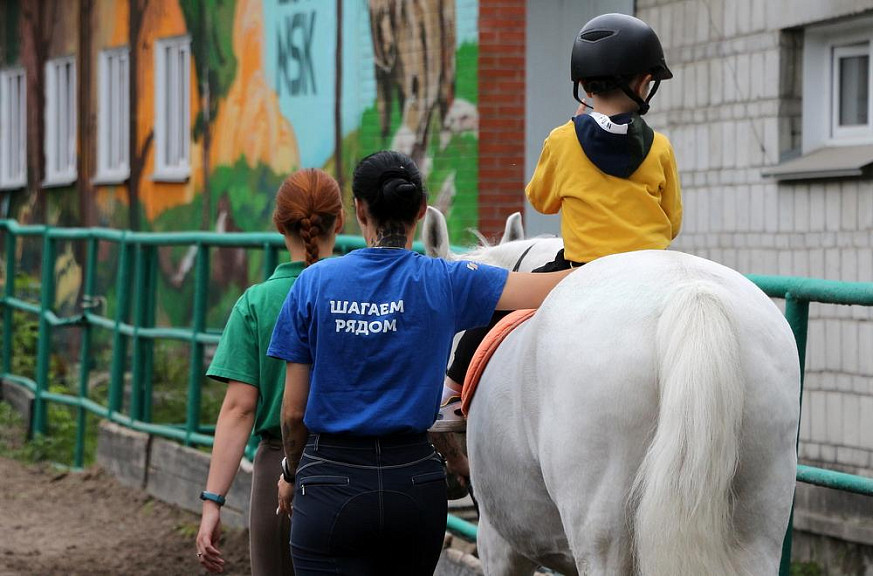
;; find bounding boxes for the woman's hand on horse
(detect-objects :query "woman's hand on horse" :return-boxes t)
[496,269,574,311]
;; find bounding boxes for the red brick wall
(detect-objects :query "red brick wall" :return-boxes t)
[478,0,527,239]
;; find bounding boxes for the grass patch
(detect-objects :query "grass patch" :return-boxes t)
[790,562,823,576]
[0,400,93,465]
[174,521,199,539]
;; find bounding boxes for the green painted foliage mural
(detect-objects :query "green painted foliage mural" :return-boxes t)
[180,0,238,137]
[1,0,21,64]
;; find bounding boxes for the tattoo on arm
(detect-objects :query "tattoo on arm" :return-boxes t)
[282,422,296,463]
[442,444,461,459]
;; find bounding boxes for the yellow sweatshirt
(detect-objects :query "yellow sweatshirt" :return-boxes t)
[526,118,681,263]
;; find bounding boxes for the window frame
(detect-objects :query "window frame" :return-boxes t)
[803,18,873,153]
[0,67,27,190]
[830,42,871,141]
[153,36,191,183]
[95,47,130,184]
[43,56,77,188]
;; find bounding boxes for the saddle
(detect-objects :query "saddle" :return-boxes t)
[461,309,536,416]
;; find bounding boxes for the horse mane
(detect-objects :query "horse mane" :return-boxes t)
[459,238,544,269]
[467,228,492,248]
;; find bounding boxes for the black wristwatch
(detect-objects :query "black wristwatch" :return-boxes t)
[281,457,295,483]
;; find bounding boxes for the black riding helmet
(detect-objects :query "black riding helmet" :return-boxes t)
[570,13,672,115]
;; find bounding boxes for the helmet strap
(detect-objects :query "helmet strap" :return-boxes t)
[620,78,662,116]
[645,79,662,108]
[620,82,649,115]
[573,82,595,111]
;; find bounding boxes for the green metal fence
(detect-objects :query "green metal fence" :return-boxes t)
[747,275,873,575]
[0,219,380,463]
[1,219,872,571]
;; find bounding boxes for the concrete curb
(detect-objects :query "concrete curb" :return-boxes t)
[96,421,252,529]
[1,380,34,429]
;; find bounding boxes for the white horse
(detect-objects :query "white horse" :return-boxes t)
[423,207,800,576]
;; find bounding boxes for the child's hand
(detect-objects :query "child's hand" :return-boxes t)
[574,102,588,116]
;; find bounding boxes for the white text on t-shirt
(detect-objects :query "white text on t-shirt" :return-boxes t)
[330,299,404,335]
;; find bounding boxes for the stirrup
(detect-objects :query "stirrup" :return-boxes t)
[429,396,466,432]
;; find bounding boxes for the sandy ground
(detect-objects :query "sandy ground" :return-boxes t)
[0,456,250,576]
[0,406,477,576]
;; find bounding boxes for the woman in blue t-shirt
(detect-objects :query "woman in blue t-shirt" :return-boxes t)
[268,150,571,575]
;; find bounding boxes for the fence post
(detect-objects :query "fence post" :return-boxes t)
[2,226,16,376]
[263,243,277,281]
[130,244,148,421]
[108,236,133,417]
[141,245,158,423]
[74,235,99,468]
[33,232,58,436]
[185,244,210,445]
[778,294,810,576]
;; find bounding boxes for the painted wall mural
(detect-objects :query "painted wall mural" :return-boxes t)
[0,0,479,327]
[146,0,479,240]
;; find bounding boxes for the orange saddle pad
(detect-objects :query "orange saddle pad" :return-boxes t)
[461,309,536,416]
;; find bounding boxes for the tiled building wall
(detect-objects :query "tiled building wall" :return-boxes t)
[638,0,873,480]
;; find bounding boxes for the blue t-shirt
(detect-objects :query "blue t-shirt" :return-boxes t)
[267,248,509,436]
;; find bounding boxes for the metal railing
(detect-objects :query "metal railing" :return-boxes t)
[0,219,383,463]
[2,219,872,571]
[746,275,873,575]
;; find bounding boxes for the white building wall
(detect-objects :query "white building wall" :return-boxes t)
[637,0,873,479]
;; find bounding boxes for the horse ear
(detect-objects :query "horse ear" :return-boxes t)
[500,212,524,244]
[423,206,450,258]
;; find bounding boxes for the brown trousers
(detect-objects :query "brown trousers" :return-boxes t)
[250,437,294,576]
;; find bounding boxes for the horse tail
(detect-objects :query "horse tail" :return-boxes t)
[632,282,749,576]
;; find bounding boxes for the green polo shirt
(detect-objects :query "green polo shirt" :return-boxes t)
[207,261,305,439]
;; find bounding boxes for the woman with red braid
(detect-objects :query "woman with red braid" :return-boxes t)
[196,169,344,575]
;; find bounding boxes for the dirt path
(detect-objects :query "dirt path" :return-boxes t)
[0,456,250,576]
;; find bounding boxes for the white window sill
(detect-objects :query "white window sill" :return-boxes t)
[92,171,130,186]
[0,179,26,191]
[42,174,78,188]
[151,169,190,183]
[823,135,873,148]
[762,144,873,181]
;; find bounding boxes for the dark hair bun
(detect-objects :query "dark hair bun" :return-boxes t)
[353,151,426,225]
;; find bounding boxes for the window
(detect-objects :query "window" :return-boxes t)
[96,48,129,183]
[803,18,873,151]
[0,68,26,190]
[154,37,191,181]
[44,57,77,186]
[768,17,873,180]
[831,43,870,139]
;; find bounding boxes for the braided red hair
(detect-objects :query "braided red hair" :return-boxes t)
[273,169,343,266]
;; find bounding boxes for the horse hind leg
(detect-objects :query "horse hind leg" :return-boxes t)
[477,513,540,576]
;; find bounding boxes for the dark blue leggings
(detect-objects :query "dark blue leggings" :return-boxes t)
[290,433,448,575]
